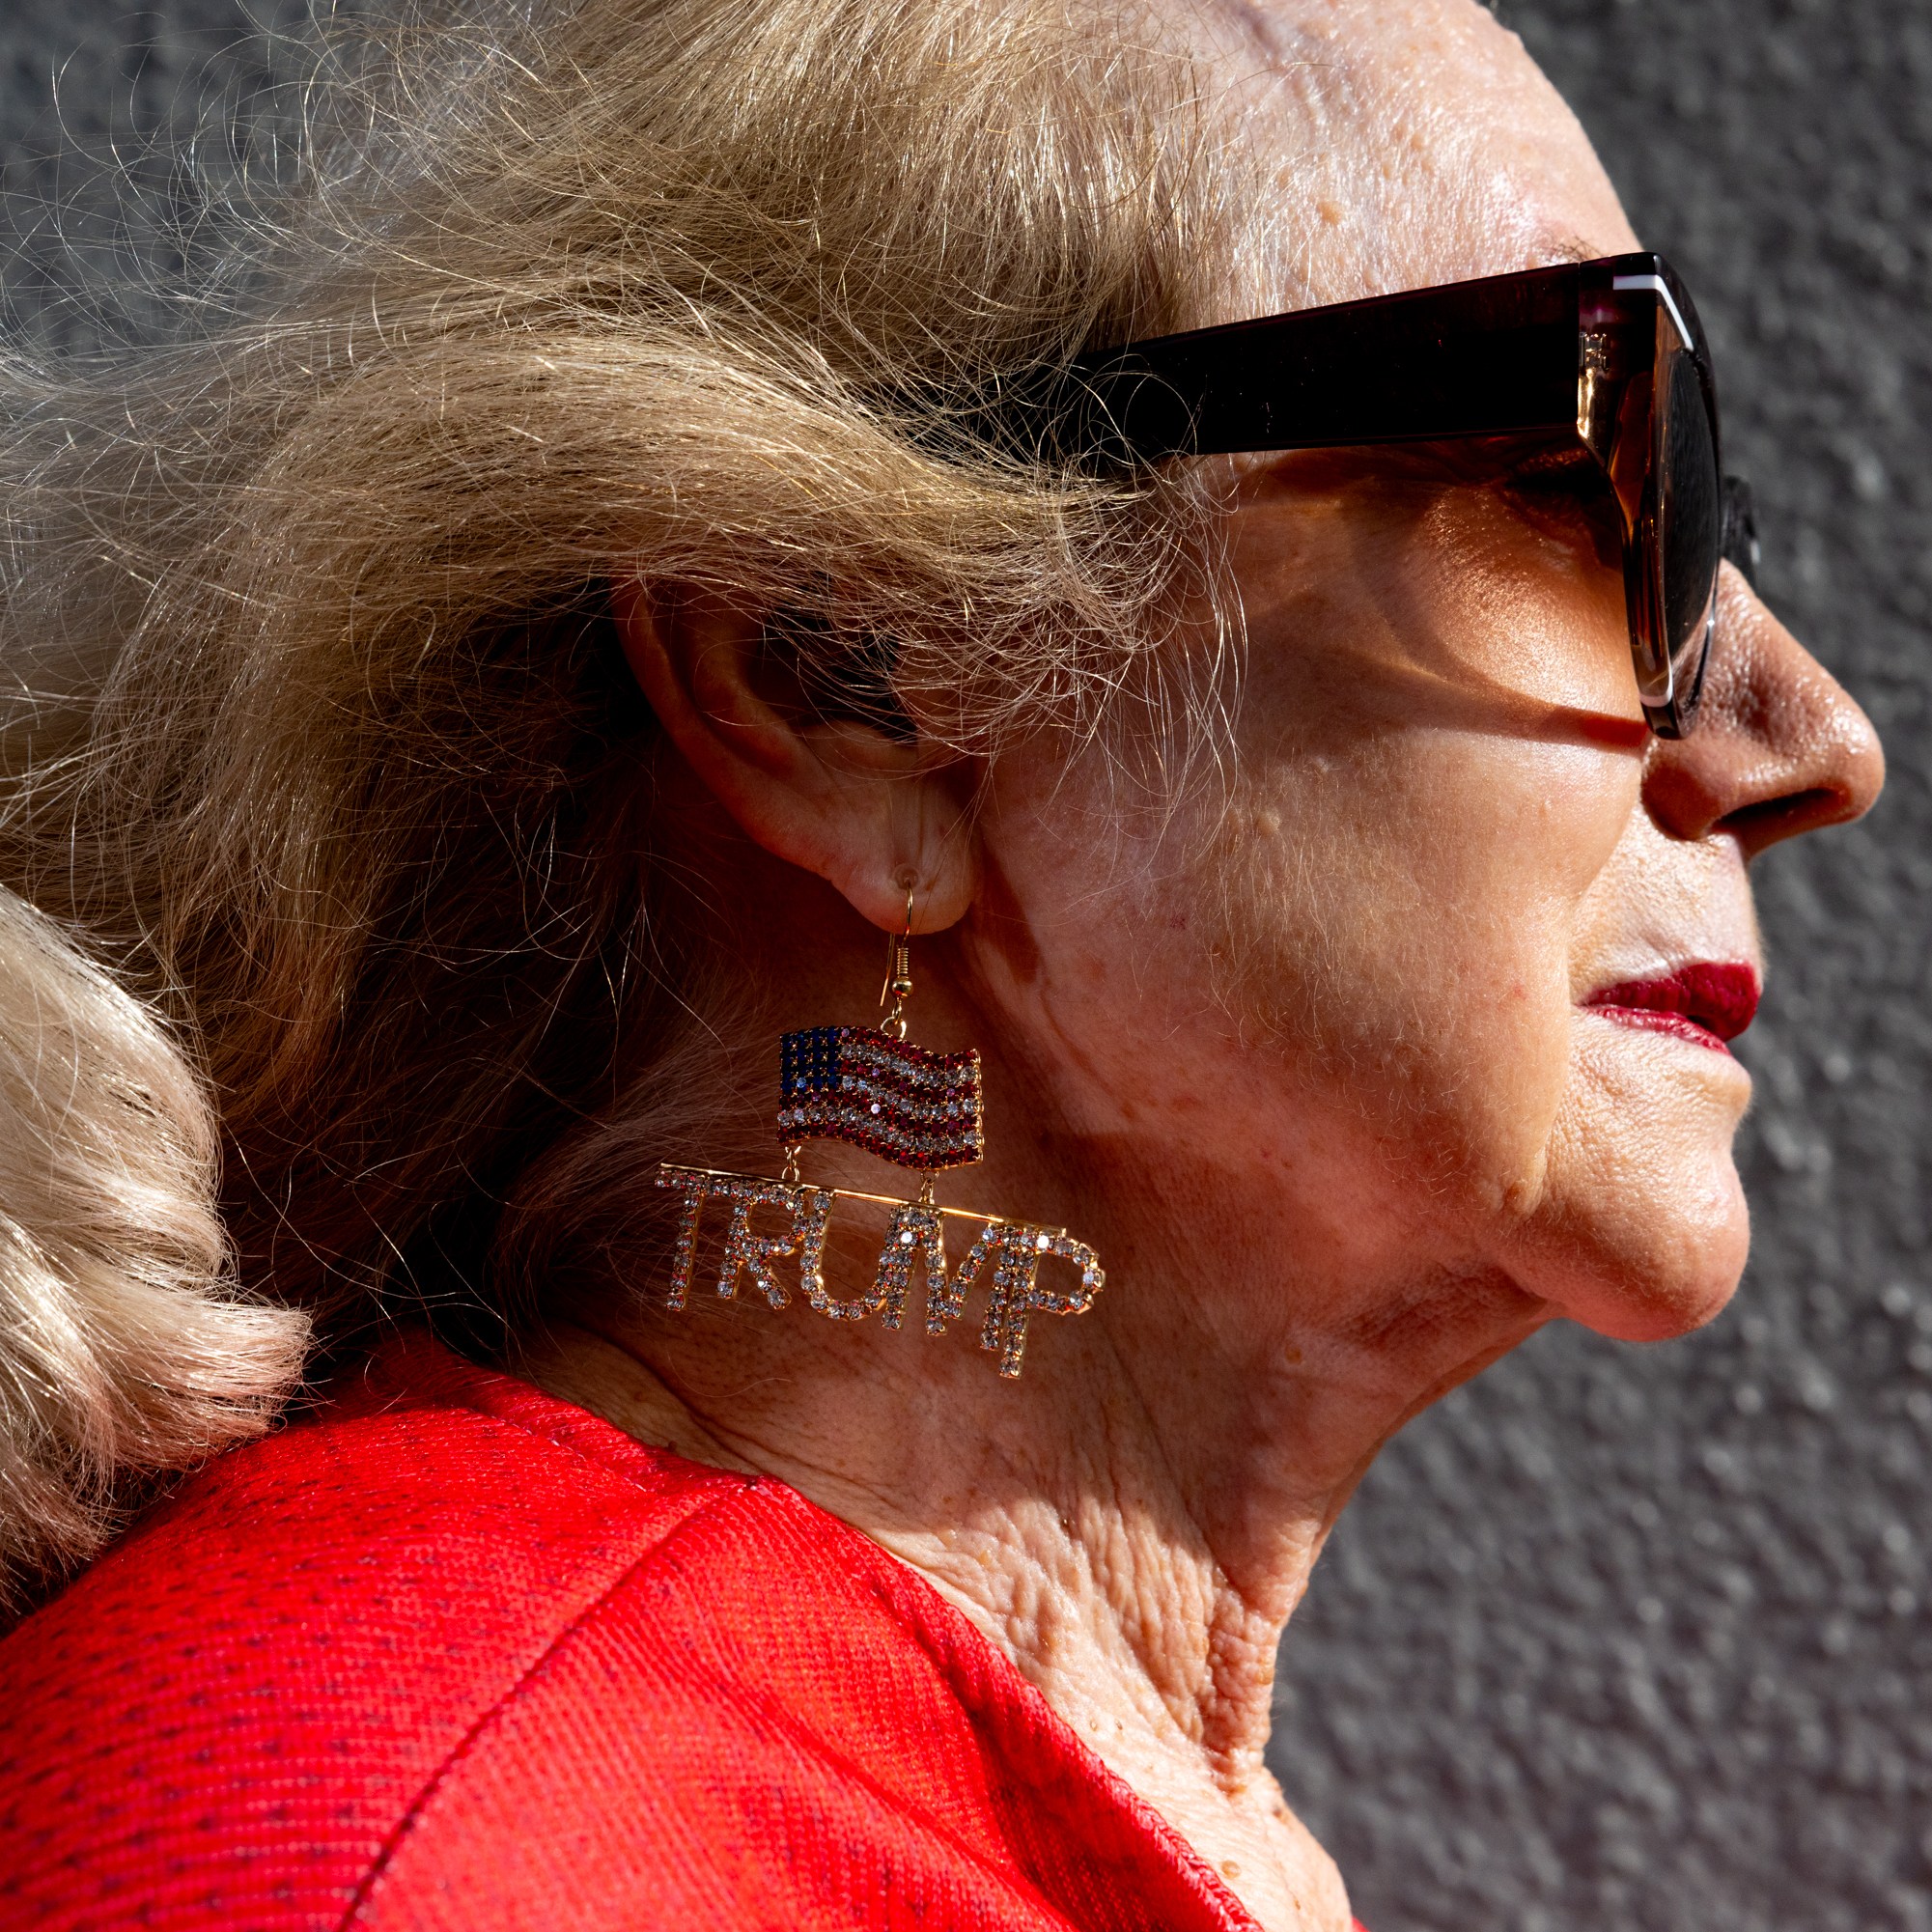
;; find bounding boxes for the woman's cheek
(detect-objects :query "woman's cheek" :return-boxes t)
[1369,735,1639,1142]
[1209,737,1627,1214]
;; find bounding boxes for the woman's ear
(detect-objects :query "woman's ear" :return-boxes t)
[610,577,976,933]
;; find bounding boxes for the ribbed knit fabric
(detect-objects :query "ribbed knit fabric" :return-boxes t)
[0,1332,1336,1931]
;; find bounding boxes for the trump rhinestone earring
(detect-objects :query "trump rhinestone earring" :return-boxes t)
[656,873,1104,1378]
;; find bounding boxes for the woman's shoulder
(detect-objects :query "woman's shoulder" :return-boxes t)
[0,1328,777,1723]
[0,1332,1261,1932]
[0,1332,783,1926]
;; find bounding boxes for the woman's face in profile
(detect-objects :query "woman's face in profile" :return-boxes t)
[964,0,1884,1358]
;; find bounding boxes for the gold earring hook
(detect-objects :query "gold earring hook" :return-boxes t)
[880,872,916,1040]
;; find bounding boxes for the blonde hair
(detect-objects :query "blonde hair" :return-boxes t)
[0,889,306,1610]
[0,0,1252,1594]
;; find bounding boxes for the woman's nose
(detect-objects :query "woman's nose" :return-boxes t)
[1641,565,1886,858]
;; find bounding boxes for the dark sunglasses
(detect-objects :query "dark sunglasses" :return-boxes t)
[1038,252,1759,738]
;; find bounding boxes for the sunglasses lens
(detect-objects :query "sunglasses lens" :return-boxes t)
[1658,349,1722,722]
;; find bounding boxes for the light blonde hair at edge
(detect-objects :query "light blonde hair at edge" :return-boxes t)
[0,0,1270,1610]
[0,893,306,1611]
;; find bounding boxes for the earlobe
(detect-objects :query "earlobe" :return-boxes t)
[608,575,977,933]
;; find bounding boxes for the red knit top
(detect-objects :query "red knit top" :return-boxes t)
[0,1333,1349,1930]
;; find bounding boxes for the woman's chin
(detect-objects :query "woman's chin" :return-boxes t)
[1506,1102,1753,1341]
[1512,1175,1750,1341]
[1566,1229,1750,1340]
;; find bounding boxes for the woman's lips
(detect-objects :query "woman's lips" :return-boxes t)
[1581,962,1761,1055]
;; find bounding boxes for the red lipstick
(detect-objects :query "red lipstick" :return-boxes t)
[1582,962,1760,1054]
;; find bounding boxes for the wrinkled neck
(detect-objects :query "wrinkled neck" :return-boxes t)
[518,1214,1546,1932]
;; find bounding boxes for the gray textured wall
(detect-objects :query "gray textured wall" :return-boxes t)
[2,4,1924,1929]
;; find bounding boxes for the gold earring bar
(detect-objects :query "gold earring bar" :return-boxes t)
[658,1162,1066,1235]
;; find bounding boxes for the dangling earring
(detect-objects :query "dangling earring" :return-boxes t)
[656,873,1103,1378]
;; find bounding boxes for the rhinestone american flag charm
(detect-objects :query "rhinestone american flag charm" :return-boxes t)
[778,1025,984,1171]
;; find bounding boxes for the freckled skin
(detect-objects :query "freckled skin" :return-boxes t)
[541,5,1887,1930]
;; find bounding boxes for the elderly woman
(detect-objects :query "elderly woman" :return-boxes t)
[0,0,1882,1925]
